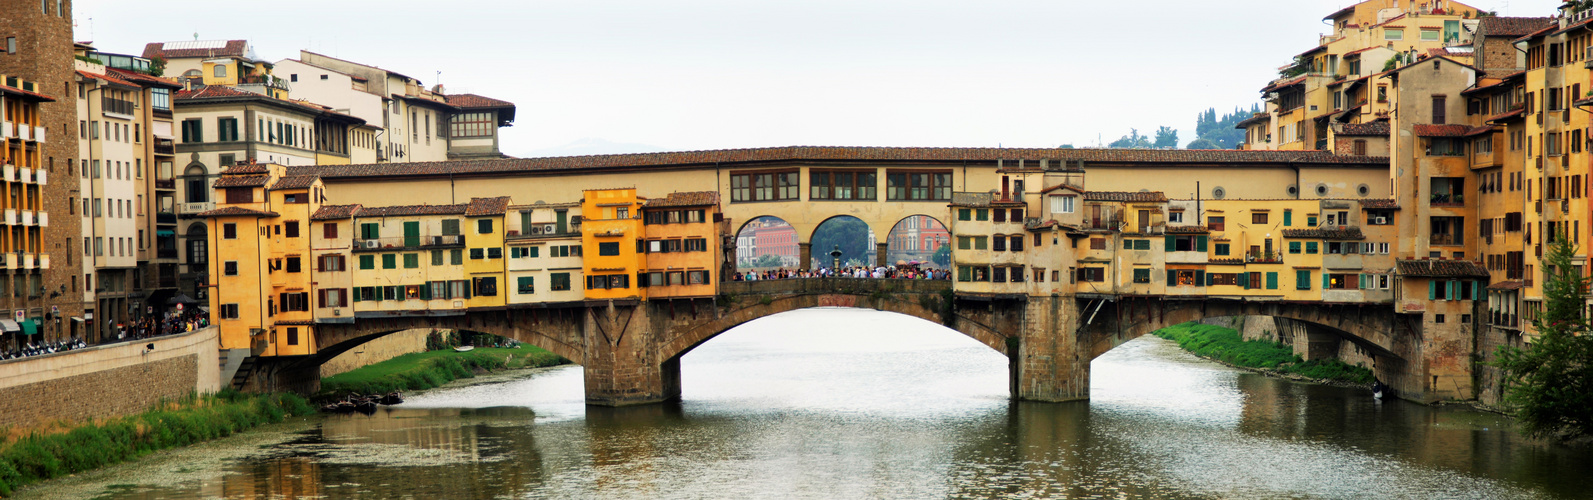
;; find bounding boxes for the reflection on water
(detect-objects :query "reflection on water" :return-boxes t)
[25,308,1593,499]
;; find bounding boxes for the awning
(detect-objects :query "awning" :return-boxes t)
[21,320,38,335]
[0,320,18,333]
[156,230,175,237]
[69,316,84,322]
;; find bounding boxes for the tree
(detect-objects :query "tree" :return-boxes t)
[752,254,783,268]
[1153,126,1178,148]
[1493,237,1593,440]
[931,245,951,267]
[810,217,873,268]
[1186,138,1221,150]
[1108,129,1153,149]
[150,56,167,77]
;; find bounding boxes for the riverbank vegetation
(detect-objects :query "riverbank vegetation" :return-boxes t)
[1493,238,1593,441]
[1153,322,1374,385]
[318,345,567,398]
[0,390,313,496]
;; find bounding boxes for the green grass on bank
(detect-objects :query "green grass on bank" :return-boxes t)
[1153,322,1375,385]
[0,390,314,496]
[318,346,568,398]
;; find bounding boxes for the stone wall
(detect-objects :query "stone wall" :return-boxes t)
[0,327,220,429]
[319,328,430,378]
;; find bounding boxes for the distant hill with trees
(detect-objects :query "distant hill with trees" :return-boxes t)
[1186,105,1260,149]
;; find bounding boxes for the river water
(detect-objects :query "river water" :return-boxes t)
[21,308,1593,499]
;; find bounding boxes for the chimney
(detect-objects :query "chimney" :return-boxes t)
[1001,175,1010,201]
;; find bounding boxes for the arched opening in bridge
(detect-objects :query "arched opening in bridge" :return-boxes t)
[810,215,876,269]
[734,216,799,272]
[884,215,950,270]
[676,307,1008,409]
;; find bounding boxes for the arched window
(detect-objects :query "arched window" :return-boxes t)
[185,165,208,203]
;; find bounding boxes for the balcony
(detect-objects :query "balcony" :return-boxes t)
[155,179,175,190]
[37,254,47,270]
[177,202,215,215]
[1084,218,1124,231]
[156,211,176,225]
[31,168,44,186]
[35,211,46,227]
[1430,193,1464,207]
[1490,311,1519,328]
[352,234,465,252]
[20,210,34,226]
[1245,252,1283,264]
[157,248,178,259]
[32,126,44,144]
[153,139,174,156]
[1430,233,1463,246]
[17,252,34,269]
[15,125,28,142]
[18,168,30,184]
[0,121,10,139]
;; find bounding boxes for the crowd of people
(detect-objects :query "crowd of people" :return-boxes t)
[119,308,211,341]
[2,337,87,360]
[732,265,950,281]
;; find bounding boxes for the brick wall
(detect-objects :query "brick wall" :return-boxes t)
[319,328,429,377]
[0,0,85,341]
[0,326,220,429]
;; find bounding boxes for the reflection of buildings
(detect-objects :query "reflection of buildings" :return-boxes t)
[740,218,798,267]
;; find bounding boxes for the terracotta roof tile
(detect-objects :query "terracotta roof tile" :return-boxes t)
[1360,199,1399,210]
[175,86,265,100]
[197,206,278,218]
[1165,225,1209,234]
[1487,280,1525,291]
[645,191,719,208]
[311,204,362,220]
[268,175,319,191]
[1338,121,1389,136]
[445,93,514,109]
[1396,259,1488,278]
[1084,191,1168,203]
[0,83,55,103]
[1039,183,1086,195]
[1235,113,1271,128]
[1413,124,1474,137]
[77,69,140,88]
[1461,125,1496,137]
[142,40,248,60]
[224,163,269,174]
[465,196,512,217]
[212,175,270,188]
[355,204,468,217]
[288,147,1388,181]
[105,68,182,89]
[1282,227,1365,240]
[1485,108,1525,122]
[1479,17,1554,37]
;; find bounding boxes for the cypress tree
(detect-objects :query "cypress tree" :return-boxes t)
[1493,237,1593,440]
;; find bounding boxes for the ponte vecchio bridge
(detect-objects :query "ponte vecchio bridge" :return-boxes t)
[209,147,1483,405]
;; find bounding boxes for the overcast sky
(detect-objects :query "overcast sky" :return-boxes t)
[75,0,1563,157]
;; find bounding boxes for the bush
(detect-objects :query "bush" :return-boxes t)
[0,392,313,495]
[319,346,567,398]
[1153,321,1373,385]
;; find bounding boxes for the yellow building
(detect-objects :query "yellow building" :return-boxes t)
[348,203,472,316]
[506,202,585,305]
[464,197,511,308]
[581,188,645,300]
[640,192,725,299]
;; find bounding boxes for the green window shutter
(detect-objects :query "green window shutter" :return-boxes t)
[1472,281,1479,300]
[382,254,396,269]
[361,223,380,239]
[1125,239,1134,250]
[403,254,418,268]
[359,255,374,270]
[1195,270,1205,285]
[1297,270,1310,289]
[529,246,539,258]
[1238,272,1249,289]
[1428,280,1436,300]
[450,249,463,265]
[1306,242,1318,254]
[1323,272,1330,290]
[1359,274,1367,289]
[1267,272,1278,289]
[1167,269,1176,284]
[1196,236,1208,252]
[958,209,970,221]
[519,276,534,293]
[958,266,970,281]
[1283,211,1292,226]
[1307,216,1317,226]
[1165,236,1176,251]
[432,250,443,265]
[419,284,432,300]
[1290,242,1301,254]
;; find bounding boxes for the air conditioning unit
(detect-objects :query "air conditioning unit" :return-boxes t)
[363,240,380,249]
[529,225,543,235]
[543,224,556,233]
[1375,217,1387,224]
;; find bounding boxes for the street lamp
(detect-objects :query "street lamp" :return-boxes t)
[829,245,843,271]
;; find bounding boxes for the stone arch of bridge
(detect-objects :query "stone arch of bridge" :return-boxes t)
[732,215,798,269]
[308,311,590,369]
[1077,296,1412,388]
[658,293,1013,366]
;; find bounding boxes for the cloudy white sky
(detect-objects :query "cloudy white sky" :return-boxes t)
[76,0,1563,157]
